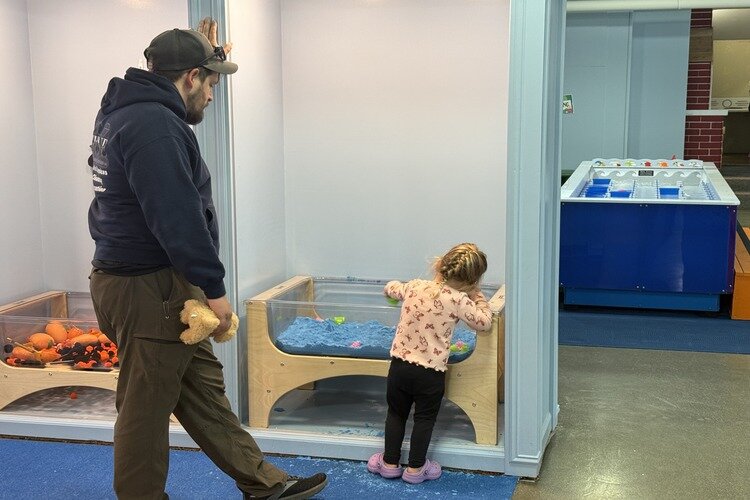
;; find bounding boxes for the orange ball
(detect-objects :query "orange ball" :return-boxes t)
[45,322,68,344]
[39,348,60,363]
[66,326,86,340]
[28,333,55,350]
[11,346,38,362]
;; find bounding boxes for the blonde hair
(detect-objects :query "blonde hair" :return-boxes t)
[433,243,488,293]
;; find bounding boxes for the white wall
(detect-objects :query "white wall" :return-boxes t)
[227,1,288,301]
[280,0,509,284]
[25,0,188,293]
[15,0,508,299]
[0,0,44,303]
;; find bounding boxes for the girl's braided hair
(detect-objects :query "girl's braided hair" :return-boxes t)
[433,243,488,293]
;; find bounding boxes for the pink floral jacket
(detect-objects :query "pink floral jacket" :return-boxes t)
[385,279,492,372]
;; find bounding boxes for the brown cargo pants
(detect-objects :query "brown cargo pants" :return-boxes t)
[89,267,288,499]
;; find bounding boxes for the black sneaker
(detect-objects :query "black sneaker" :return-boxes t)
[277,473,328,499]
[245,473,329,500]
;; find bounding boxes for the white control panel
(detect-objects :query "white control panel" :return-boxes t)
[711,97,750,111]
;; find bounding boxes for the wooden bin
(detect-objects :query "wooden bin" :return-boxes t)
[732,227,750,320]
[246,276,505,445]
[0,291,118,410]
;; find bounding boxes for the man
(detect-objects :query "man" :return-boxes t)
[87,18,328,500]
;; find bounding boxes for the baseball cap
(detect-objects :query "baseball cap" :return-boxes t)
[144,28,238,74]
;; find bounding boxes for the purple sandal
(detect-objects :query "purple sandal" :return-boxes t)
[367,452,403,479]
[401,459,442,484]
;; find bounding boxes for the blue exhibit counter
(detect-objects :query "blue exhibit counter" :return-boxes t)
[560,159,739,311]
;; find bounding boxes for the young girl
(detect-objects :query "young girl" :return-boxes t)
[367,243,492,484]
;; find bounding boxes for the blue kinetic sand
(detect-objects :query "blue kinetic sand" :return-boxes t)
[275,317,476,363]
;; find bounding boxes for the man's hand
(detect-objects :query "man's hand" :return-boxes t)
[197,17,232,56]
[207,295,234,336]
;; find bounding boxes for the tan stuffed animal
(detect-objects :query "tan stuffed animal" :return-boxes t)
[179,299,239,345]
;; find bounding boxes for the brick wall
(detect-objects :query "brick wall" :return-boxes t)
[684,115,724,164]
[687,62,711,111]
[690,9,712,29]
[684,9,724,166]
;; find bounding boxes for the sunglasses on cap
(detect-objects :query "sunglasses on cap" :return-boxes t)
[197,46,227,67]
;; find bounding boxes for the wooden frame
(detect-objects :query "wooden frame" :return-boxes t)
[0,291,117,411]
[732,228,750,320]
[247,276,505,445]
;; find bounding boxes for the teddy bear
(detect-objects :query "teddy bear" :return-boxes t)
[179,299,239,345]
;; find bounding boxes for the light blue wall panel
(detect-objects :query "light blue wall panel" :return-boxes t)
[562,10,691,169]
[562,12,631,170]
[627,10,691,158]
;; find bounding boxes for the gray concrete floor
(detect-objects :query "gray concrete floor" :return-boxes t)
[513,346,750,500]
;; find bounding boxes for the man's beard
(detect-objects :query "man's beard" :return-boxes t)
[185,91,205,125]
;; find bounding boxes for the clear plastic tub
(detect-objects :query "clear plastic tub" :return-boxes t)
[681,185,709,200]
[0,291,109,369]
[0,292,96,322]
[245,276,505,444]
[0,291,118,411]
[262,278,500,361]
[633,185,658,199]
[0,292,98,344]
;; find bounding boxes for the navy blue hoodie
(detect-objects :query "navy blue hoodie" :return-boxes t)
[88,68,225,299]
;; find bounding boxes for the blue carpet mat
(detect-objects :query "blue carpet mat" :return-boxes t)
[559,308,750,354]
[0,438,517,499]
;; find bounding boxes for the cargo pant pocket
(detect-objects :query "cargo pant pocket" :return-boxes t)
[154,269,206,342]
[90,267,206,343]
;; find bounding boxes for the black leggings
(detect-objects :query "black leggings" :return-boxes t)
[383,357,446,468]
